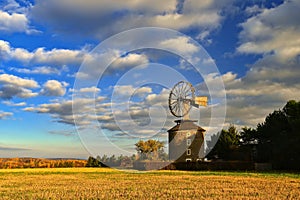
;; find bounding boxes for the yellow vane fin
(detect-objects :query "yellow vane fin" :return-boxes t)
[195,96,208,107]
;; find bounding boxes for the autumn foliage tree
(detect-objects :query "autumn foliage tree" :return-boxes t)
[135,139,166,160]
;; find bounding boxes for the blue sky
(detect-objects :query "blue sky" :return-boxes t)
[0,0,299,158]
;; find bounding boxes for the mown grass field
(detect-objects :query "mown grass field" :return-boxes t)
[0,168,299,199]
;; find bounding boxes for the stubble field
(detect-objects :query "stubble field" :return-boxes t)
[0,168,299,199]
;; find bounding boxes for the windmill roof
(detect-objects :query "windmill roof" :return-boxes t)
[168,120,205,132]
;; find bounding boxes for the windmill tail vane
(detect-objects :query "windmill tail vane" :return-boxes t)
[194,96,208,107]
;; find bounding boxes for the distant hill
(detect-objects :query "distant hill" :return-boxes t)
[0,158,87,169]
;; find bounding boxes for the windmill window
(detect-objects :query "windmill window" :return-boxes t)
[187,139,191,146]
[187,149,191,155]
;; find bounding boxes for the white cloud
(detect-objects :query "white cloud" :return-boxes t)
[24,97,106,126]
[219,66,300,127]
[0,0,38,34]
[0,40,87,67]
[159,36,198,54]
[0,85,38,99]
[244,5,264,16]
[0,73,39,99]
[31,48,86,66]
[0,110,12,119]
[75,51,150,79]
[1,40,150,78]
[224,0,300,127]
[196,31,212,45]
[238,0,300,61]
[10,66,62,75]
[145,88,169,106]
[1,0,32,13]
[113,85,152,99]
[191,63,300,128]
[3,101,26,107]
[31,0,232,39]
[110,54,149,73]
[177,59,194,71]
[0,10,28,33]
[23,84,170,136]
[79,87,101,93]
[0,74,38,88]
[40,80,68,96]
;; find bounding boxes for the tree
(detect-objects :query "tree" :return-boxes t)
[239,127,258,161]
[239,127,258,146]
[206,100,300,169]
[207,125,240,160]
[256,100,300,169]
[135,139,165,160]
[283,100,300,133]
[86,156,102,167]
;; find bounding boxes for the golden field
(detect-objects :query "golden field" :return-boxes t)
[0,168,299,199]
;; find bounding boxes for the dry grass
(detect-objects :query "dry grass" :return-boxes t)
[0,168,299,199]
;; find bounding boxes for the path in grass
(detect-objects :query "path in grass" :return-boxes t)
[0,168,299,199]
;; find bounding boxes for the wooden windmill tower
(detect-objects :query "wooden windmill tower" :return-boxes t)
[167,81,207,163]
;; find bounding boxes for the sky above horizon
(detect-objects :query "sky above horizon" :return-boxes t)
[0,0,299,158]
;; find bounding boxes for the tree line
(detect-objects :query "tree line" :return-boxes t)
[0,158,87,169]
[208,100,300,170]
[86,140,168,167]
[86,154,136,168]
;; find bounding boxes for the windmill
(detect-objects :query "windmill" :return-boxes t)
[168,80,208,119]
[167,81,207,163]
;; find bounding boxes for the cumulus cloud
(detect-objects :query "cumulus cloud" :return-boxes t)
[0,40,87,66]
[145,88,169,106]
[31,0,232,39]
[219,55,300,127]
[23,81,214,141]
[0,74,38,99]
[1,40,150,78]
[23,97,106,126]
[238,0,300,61]
[78,86,101,93]
[0,73,39,88]
[221,70,300,126]
[221,63,300,127]
[113,85,152,99]
[98,89,172,136]
[0,85,37,99]
[222,0,300,127]
[74,34,202,80]
[0,0,38,34]
[24,83,170,136]
[0,10,28,33]
[40,80,68,96]
[1,0,32,13]
[109,54,149,73]
[75,50,149,79]
[159,36,198,54]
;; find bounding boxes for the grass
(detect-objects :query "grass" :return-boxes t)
[0,168,299,199]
